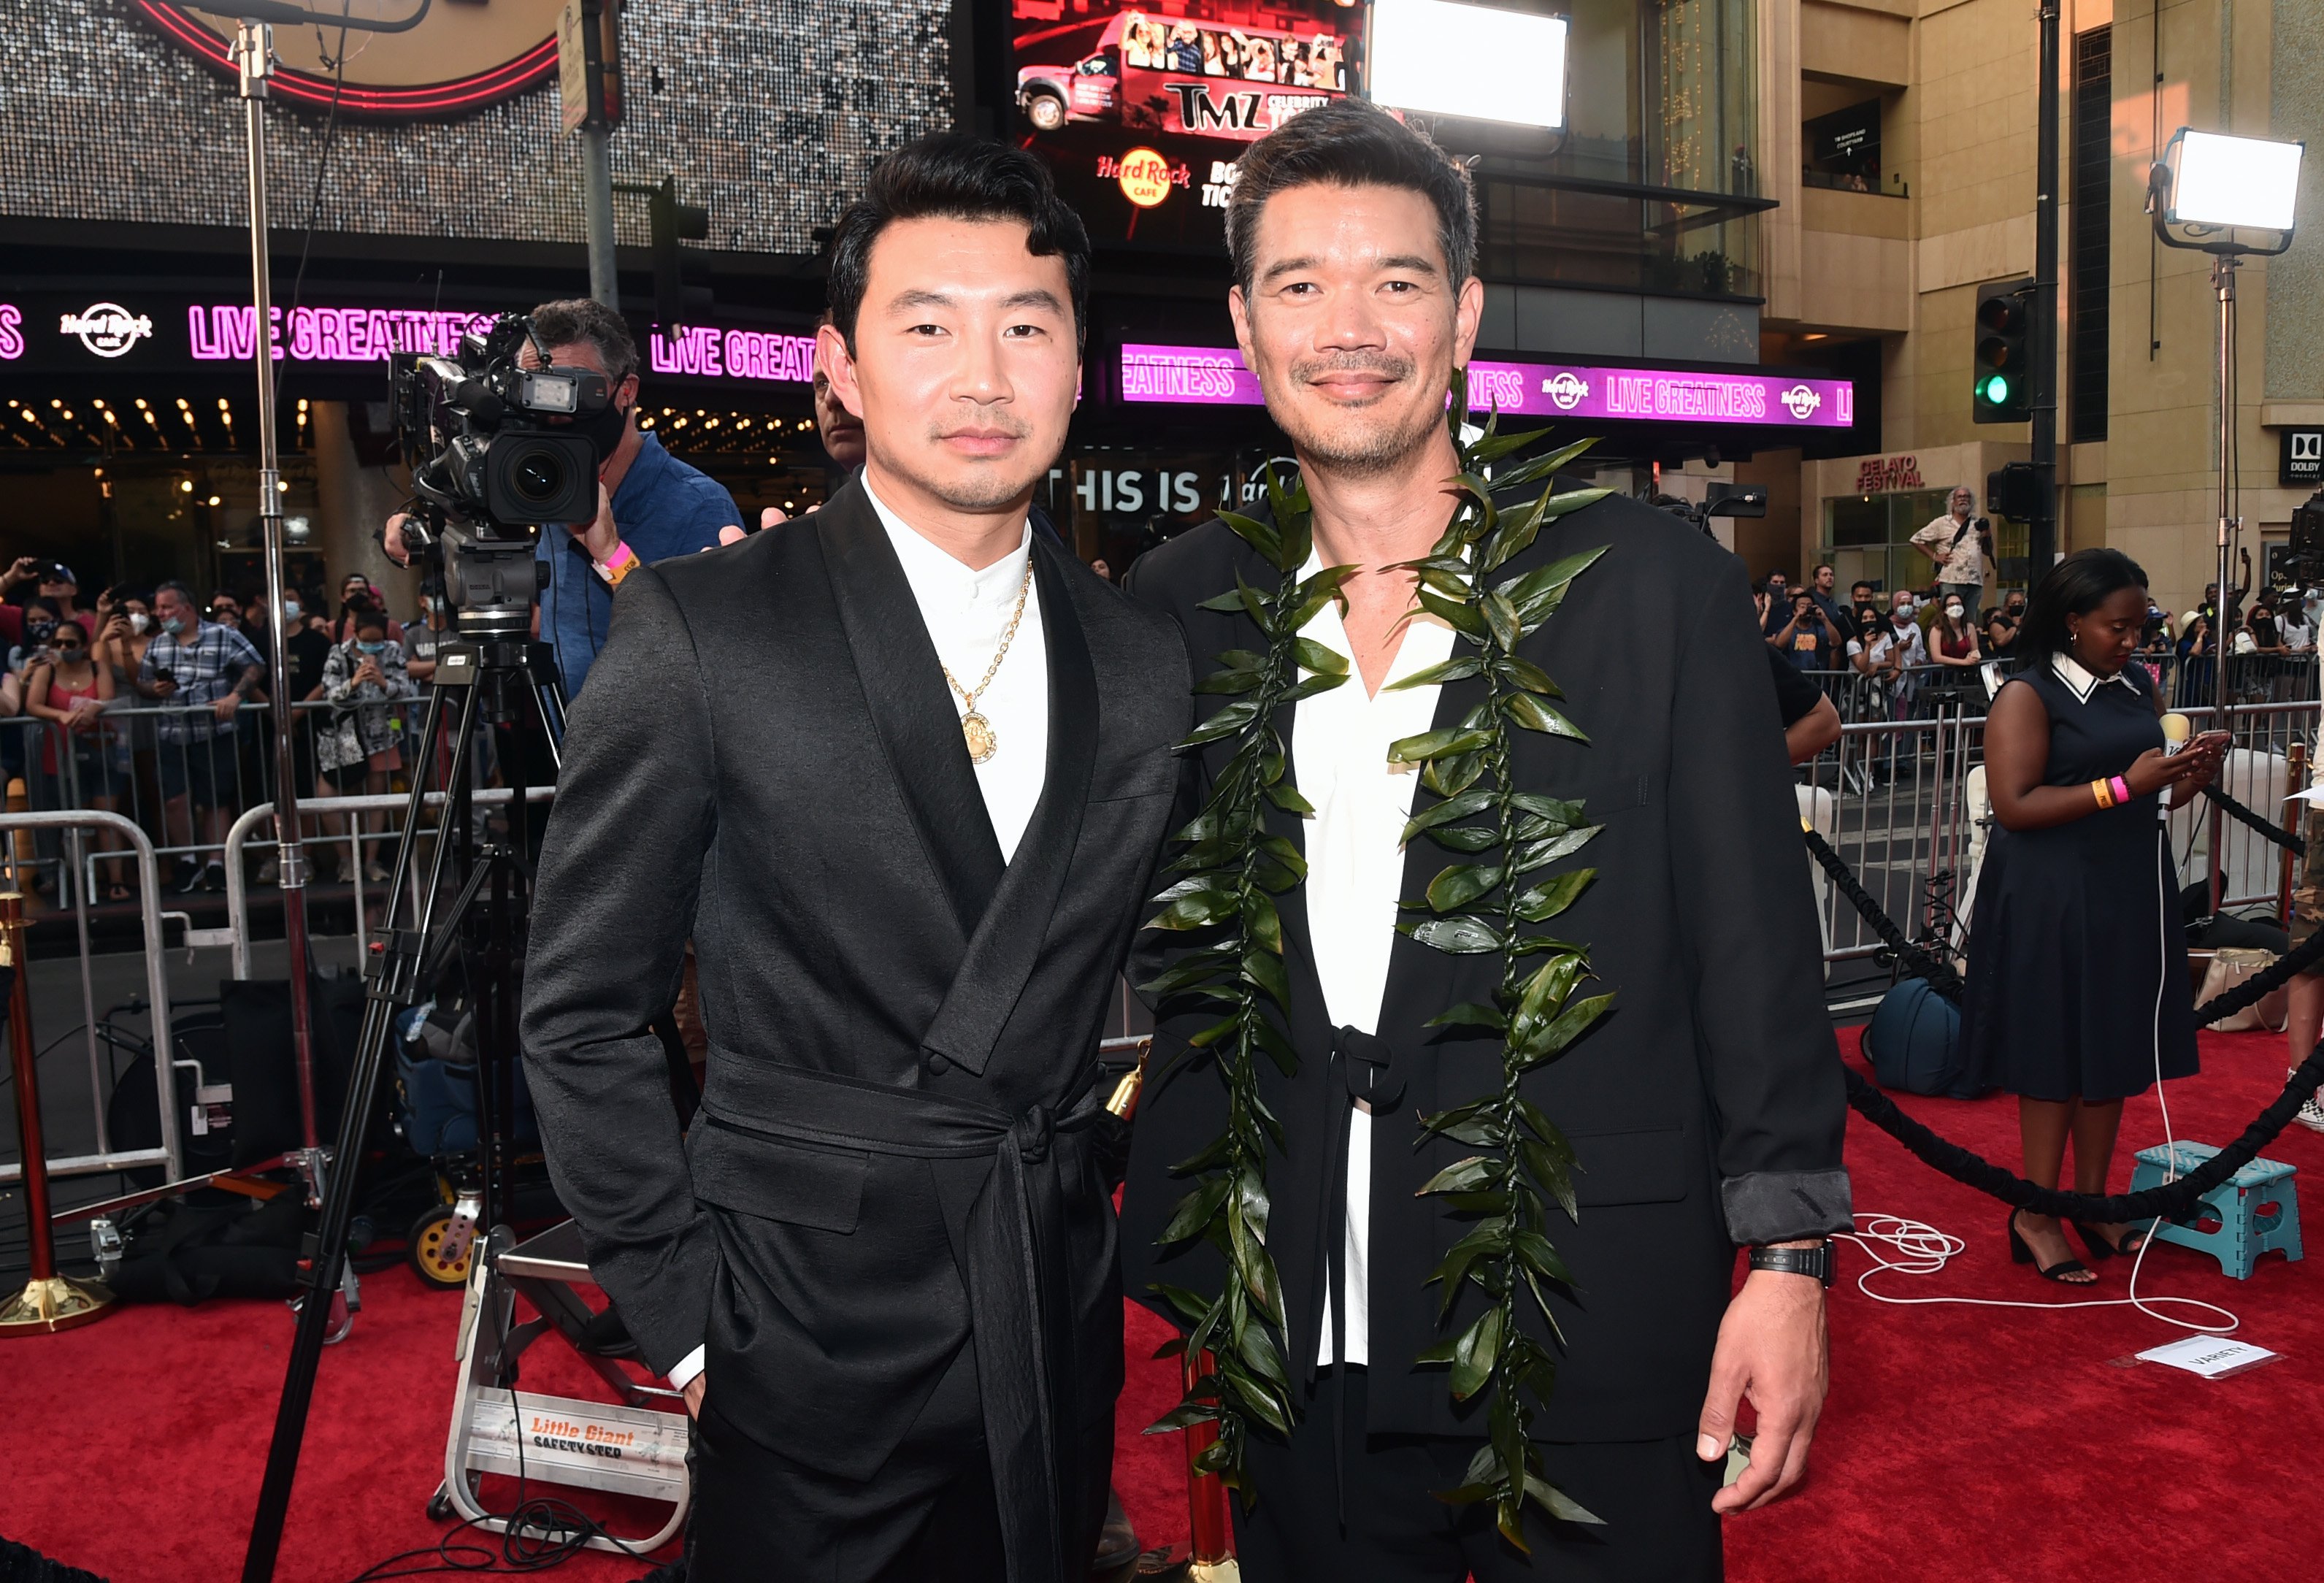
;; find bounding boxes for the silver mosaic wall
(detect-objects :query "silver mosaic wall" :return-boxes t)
[0,0,954,253]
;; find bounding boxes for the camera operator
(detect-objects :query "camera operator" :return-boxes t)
[383,298,744,696]
[1910,485,1995,625]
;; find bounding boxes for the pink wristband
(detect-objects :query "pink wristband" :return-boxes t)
[2110,775,2132,806]
[592,540,637,586]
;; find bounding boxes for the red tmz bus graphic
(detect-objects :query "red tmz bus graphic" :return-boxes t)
[1013,2,1357,147]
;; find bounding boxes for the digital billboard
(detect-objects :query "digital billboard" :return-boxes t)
[1010,1,1368,248]
[1119,343,1858,429]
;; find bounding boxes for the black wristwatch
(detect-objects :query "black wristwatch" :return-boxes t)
[1747,1241,1836,1287]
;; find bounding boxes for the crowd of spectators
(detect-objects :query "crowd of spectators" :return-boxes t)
[1750,547,2323,735]
[0,558,450,905]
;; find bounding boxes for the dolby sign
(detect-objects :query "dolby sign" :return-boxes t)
[1119,343,1858,429]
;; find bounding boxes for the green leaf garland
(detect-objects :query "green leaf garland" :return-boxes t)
[1392,385,1616,1551]
[1138,465,1357,1495]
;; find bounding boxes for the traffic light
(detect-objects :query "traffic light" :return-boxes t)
[1985,461,2051,523]
[1972,277,2035,423]
[650,176,711,331]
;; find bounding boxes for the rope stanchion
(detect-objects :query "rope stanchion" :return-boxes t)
[1841,1042,2324,1225]
[1801,826,1965,1001]
[2201,782,2304,855]
[1804,825,2324,1227]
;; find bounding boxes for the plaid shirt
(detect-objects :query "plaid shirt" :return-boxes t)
[138,620,264,743]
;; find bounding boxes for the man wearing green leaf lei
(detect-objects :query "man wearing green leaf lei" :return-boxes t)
[1117,102,1852,1581]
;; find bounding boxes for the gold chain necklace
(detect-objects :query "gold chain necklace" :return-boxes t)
[941,554,1034,765]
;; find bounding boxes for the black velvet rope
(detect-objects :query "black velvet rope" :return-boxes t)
[1800,827,1966,1000]
[1808,826,2324,1222]
[2201,782,2306,855]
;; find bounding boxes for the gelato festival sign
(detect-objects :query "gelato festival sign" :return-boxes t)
[1119,345,1857,429]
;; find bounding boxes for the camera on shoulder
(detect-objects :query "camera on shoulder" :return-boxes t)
[391,314,613,638]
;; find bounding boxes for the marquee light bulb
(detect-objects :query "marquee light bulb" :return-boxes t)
[180,480,194,493]
[206,495,221,506]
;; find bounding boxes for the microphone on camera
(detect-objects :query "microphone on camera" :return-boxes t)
[2161,713,2192,756]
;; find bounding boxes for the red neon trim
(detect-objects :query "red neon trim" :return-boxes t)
[136,4,556,120]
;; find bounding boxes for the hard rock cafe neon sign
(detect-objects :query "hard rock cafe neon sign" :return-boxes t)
[133,0,561,120]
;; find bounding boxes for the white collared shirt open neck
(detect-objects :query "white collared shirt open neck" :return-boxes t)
[1292,551,1457,1368]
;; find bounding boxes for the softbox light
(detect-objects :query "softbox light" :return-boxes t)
[2152,128,2304,252]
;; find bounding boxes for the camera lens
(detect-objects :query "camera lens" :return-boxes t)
[512,447,565,505]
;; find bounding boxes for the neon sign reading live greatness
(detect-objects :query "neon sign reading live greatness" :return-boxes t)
[188,305,502,362]
[1119,344,1856,428]
[168,304,818,385]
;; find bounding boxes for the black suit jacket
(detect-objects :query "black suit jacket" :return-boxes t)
[1119,488,1850,1444]
[521,480,1189,1511]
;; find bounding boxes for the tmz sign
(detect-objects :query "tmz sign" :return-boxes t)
[1164,84,1331,139]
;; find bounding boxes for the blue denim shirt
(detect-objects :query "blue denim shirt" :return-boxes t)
[537,431,740,697]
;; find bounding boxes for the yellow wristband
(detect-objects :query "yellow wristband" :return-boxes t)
[2092,778,2114,810]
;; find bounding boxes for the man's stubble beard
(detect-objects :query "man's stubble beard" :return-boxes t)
[872,414,1056,515]
[1270,352,1446,480]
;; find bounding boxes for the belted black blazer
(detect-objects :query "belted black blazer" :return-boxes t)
[521,479,1189,1528]
[1119,487,1851,1444]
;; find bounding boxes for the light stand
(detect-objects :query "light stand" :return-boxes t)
[239,632,564,1583]
[226,20,329,1211]
[2148,127,2304,915]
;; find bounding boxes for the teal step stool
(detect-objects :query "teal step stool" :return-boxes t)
[2127,1142,2303,1280]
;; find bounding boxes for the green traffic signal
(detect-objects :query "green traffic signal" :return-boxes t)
[1982,373,2010,405]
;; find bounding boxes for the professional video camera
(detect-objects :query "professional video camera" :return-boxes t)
[2272,488,2324,596]
[391,313,613,637]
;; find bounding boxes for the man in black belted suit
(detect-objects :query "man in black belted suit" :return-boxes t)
[521,137,1189,1582]
[1119,104,1849,1581]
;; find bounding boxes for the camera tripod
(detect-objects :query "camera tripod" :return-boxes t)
[241,627,565,1583]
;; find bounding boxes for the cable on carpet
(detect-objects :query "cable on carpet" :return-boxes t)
[344,1387,652,1582]
[1805,824,2324,1226]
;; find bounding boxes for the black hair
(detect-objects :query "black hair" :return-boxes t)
[24,596,61,621]
[2017,546,2150,657]
[826,134,1090,353]
[530,297,640,387]
[1226,99,1476,296]
[351,605,389,635]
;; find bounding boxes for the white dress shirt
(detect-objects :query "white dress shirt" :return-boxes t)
[1292,553,1455,1368]
[667,480,1051,1391]
[864,478,1051,861]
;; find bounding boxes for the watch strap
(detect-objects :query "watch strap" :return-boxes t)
[1747,1242,1835,1287]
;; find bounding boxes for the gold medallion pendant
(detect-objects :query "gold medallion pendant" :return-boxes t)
[942,552,1035,770]
[962,710,998,765]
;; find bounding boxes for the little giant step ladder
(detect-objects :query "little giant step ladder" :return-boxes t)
[437,1221,691,1555]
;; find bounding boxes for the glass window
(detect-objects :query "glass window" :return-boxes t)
[1468,0,1762,301]
[1803,98,1881,192]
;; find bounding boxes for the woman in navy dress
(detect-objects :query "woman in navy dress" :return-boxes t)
[1963,550,2227,1282]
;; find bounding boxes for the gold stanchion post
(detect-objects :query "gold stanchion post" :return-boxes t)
[0,889,117,1334]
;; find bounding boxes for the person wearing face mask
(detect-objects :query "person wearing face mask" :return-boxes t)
[24,617,134,900]
[1928,591,1984,704]
[318,604,417,883]
[379,297,744,697]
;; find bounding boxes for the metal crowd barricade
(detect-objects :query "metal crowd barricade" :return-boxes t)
[0,809,180,1187]
[0,697,440,899]
[1804,694,2323,1000]
[220,787,558,978]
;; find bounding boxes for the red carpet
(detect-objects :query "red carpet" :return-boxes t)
[4,1027,2318,1581]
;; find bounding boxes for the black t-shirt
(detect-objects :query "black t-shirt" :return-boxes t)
[285,626,331,700]
[1765,645,1825,728]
